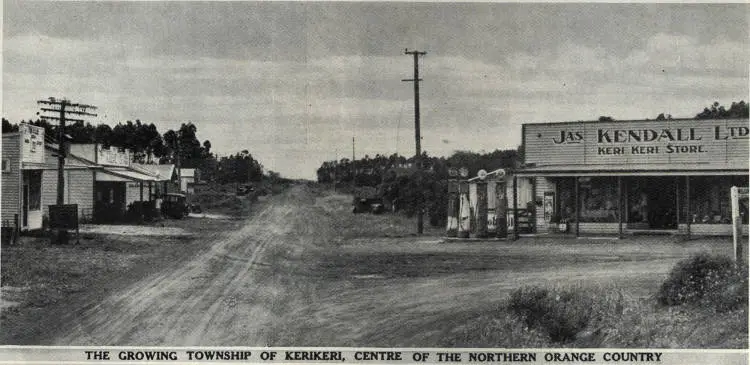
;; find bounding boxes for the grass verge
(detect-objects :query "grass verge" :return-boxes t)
[441,253,749,349]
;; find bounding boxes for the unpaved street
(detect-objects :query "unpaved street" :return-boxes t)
[56,187,319,346]
[50,184,743,346]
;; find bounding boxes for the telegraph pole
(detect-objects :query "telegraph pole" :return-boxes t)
[176,131,181,187]
[37,97,97,244]
[402,49,426,234]
[333,148,338,192]
[351,137,356,188]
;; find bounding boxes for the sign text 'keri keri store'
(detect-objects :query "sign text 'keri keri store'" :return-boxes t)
[516,118,748,236]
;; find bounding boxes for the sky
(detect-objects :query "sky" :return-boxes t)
[3,2,748,179]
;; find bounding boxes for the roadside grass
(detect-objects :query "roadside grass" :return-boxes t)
[192,184,254,216]
[656,253,748,312]
[440,254,749,349]
[315,190,443,240]
[0,231,202,344]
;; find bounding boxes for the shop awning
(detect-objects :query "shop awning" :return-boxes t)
[515,164,748,177]
[141,164,176,181]
[96,167,159,182]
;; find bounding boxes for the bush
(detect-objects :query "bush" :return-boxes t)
[657,253,748,312]
[507,286,595,343]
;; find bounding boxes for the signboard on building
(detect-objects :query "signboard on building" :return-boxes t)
[543,192,555,222]
[97,145,131,167]
[20,123,45,164]
[524,119,749,169]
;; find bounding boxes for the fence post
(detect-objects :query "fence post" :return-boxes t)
[731,186,743,265]
[13,213,19,245]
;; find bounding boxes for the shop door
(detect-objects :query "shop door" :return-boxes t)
[647,177,677,229]
[22,184,29,227]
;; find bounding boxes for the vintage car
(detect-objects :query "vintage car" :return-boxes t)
[161,193,190,219]
[236,184,256,196]
[352,186,385,214]
[352,197,385,214]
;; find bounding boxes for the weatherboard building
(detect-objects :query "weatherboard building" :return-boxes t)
[1,124,176,231]
[513,118,749,236]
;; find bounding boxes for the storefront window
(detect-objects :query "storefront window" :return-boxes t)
[579,177,618,223]
[556,177,619,223]
[690,176,749,224]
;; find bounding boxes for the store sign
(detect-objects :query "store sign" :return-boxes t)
[525,119,749,167]
[20,123,45,164]
[97,145,131,167]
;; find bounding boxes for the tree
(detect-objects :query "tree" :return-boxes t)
[2,118,18,133]
[696,101,749,119]
[94,124,113,146]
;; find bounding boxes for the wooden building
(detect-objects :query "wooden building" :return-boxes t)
[515,118,749,236]
[3,125,97,230]
[2,132,164,230]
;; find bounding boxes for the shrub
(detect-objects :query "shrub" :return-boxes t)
[507,286,595,343]
[657,253,748,312]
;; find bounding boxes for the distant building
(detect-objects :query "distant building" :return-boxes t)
[144,164,179,196]
[178,168,200,194]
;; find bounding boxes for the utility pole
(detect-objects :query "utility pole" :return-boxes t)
[37,97,97,244]
[352,137,356,189]
[402,49,427,234]
[175,130,182,192]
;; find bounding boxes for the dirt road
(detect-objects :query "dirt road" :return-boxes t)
[53,184,743,346]
[57,186,321,346]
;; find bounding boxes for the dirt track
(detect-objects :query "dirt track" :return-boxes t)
[57,186,317,346]
[53,184,743,346]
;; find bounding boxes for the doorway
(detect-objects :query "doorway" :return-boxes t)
[22,184,29,227]
[94,182,126,223]
[627,177,677,229]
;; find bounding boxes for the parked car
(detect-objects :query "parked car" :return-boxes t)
[236,185,255,196]
[161,193,190,219]
[352,198,385,214]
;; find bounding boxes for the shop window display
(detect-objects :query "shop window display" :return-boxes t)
[556,177,619,223]
[690,176,749,224]
[579,177,618,223]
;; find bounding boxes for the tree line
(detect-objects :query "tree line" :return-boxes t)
[317,149,521,227]
[1,118,268,184]
[316,100,749,227]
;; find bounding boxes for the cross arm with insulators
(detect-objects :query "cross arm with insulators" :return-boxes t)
[39,116,85,123]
